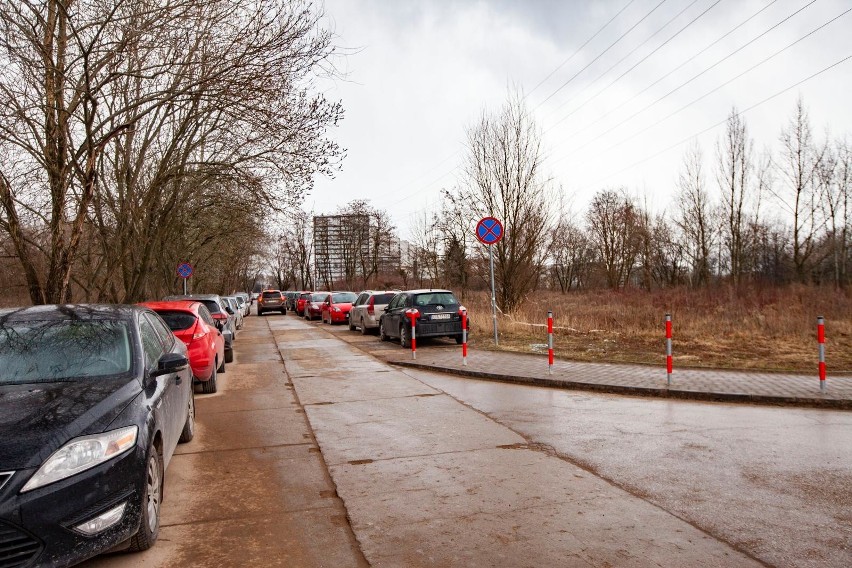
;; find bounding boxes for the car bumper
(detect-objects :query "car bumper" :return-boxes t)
[0,445,147,568]
[188,344,214,381]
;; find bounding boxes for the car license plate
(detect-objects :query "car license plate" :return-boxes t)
[431,313,451,320]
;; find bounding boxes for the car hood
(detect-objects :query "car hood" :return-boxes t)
[333,303,354,311]
[0,378,142,469]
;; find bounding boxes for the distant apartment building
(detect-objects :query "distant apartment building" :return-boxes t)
[313,214,401,286]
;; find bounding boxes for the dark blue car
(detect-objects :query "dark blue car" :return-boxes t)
[0,304,194,567]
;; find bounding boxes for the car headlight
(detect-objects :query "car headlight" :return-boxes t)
[311,303,318,309]
[332,307,341,312]
[21,426,138,493]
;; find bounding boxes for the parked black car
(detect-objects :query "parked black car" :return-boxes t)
[379,289,465,347]
[0,304,195,567]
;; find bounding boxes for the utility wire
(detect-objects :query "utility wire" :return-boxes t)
[527,0,638,98]
[574,53,852,191]
[545,0,804,152]
[543,0,707,122]
[549,3,850,166]
[544,0,725,134]
[536,0,671,109]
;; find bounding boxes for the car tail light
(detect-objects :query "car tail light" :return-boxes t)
[367,297,375,315]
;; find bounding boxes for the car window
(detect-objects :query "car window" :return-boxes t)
[201,300,222,315]
[0,319,132,384]
[300,293,311,300]
[197,305,215,326]
[389,294,406,309]
[355,293,368,306]
[262,291,281,299]
[139,317,165,370]
[414,292,458,306]
[373,293,395,304]
[155,310,196,331]
[332,292,357,303]
[145,313,175,350]
[311,293,327,301]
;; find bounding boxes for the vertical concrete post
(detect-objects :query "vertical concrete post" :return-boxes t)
[461,308,468,366]
[818,316,826,393]
[665,313,672,386]
[547,310,554,375]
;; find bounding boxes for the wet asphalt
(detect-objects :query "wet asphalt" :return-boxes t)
[82,310,851,567]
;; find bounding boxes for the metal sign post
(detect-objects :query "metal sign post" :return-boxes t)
[475,217,504,346]
[177,262,194,295]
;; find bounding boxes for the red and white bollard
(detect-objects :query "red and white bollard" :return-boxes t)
[547,310,554,375]
[818,316,826,393]
[665,313,672,386]
[405,308,419,360]
[461,308,468,366]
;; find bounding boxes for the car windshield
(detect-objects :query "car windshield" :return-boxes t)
[262,291,280,299]
[332,292,357,303]
[0,320,132,384]
[156,311,196,331]
[413,292,458,306]
[311,293,327,301]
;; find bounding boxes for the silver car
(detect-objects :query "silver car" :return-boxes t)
[222,296,244,330]
[348,290,397,334]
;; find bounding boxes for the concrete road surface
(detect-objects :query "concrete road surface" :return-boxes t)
[82,313,850,567]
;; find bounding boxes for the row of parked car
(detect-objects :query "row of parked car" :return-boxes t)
[256,288,468,347]
[0,290,253,567]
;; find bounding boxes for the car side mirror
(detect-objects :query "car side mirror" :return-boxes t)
[150,352,188,378]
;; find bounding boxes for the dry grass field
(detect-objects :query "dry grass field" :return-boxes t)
[461,285,852,374]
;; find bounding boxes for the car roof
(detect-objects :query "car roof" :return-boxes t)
[164,294,222,301]
[140,300,202,314]
[0,304,140,323]
[402,289,454,295]
[359,290,399,295]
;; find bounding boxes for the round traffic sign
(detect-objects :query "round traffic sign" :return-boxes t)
[475,217,504,245]
[177,262,194,279]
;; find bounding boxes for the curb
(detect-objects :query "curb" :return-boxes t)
[391,361,852,410]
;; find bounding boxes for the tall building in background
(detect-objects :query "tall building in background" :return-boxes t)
[313,214,400,286]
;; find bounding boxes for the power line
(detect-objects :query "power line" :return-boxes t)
[526,0,638,99]
[574,53,852,191]
[544,0,725,135]
[545,0,805,154]
[536,0,671,109]
[548,3,850,167]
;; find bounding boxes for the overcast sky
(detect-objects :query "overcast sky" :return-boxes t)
[311,0,852,240]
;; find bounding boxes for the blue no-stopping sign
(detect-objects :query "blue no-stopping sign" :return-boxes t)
[475,217,504,245]
[177,262,194,279]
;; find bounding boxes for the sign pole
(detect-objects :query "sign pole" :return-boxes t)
[475,216,503,348]
[183,277,187,295]
[489,245,498,346]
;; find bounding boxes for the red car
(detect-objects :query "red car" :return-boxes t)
[303,292,329,320]
[296,291,313,316]
[321,291,358,324]
[140,300,225,393]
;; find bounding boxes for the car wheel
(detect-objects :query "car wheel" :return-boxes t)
[379,320,389,342]
[224,347,234,364]
[217,355,225,373]
[178,391,196,443]
[281,308,287,315]
[128,444,163,552]
[455,334,464,345]
[304,309,310,320]
[348,318,356,331]
[400,325,410,348]
[201,363,217,394]
[360,318,369,335]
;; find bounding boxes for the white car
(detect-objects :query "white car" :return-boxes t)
[348,290,398,334]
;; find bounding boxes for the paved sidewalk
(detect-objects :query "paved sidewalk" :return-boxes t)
[391,349,852,409]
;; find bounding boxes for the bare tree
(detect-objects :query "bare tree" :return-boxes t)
[548,214,592,293]
[586,189,643,289]
[454,90,553,311]
[819,139,851,288]
[675,143,715,286]
[775,97,825,283]
[0,0,342,303]
[716,108,753,287]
